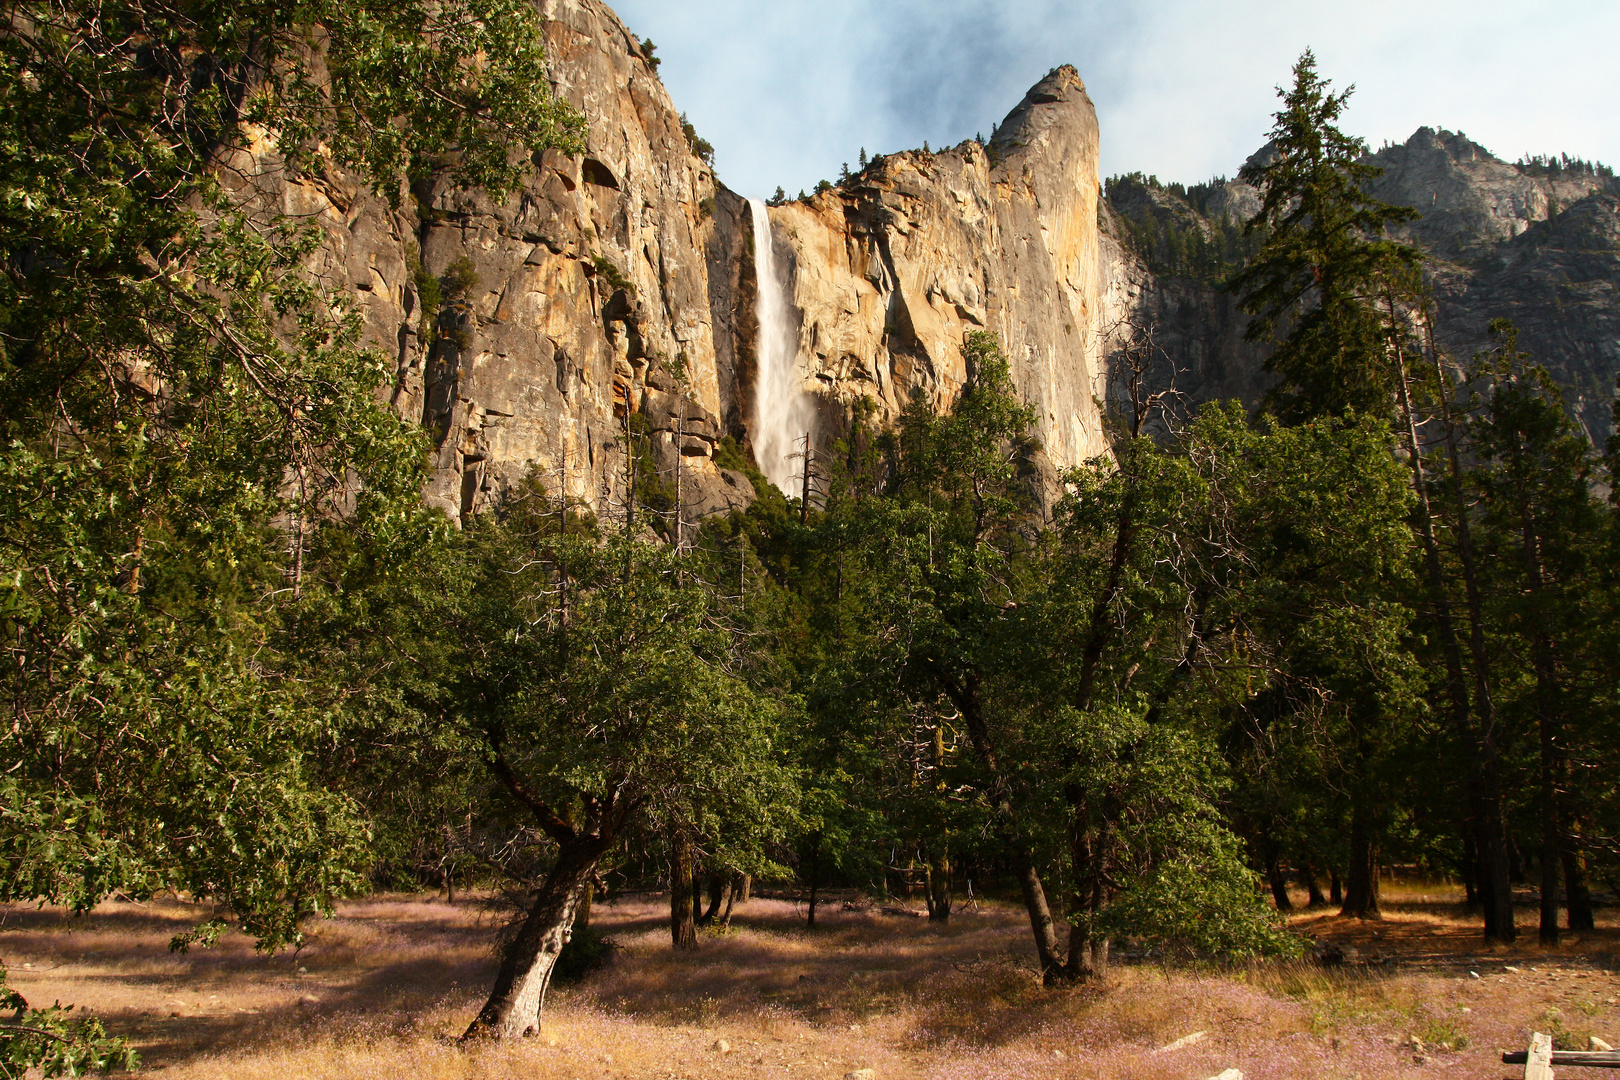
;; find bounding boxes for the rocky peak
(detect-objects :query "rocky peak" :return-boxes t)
[1366,126,1613,260]
[991,65,1095,165]
[762,63,1112,473]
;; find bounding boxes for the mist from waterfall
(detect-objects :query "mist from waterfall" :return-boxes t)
[748,198,816,495]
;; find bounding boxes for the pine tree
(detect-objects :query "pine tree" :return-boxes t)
[1230,49,1421,422]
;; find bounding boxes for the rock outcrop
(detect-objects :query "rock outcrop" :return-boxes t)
[272,0,752,526]
[765,66,1110,469]
[278,3,1115,523]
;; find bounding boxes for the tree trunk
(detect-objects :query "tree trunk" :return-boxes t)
[1266,853,1294,913]
[721,875,738,927]
[1329,868,1342,907]
[1341,807,1380,919]
[1012,848,1064,983]
[1413,321,1516,942]
[1563,846,1595,932]
[574,880,594,933]
[670,833,698,950]
[701,872,726,925]
[1068,935,1109,981]
[1523,504,1565,946]
[805,835,821,929]
[737,873,751,904]
[925,846,951,922]
[463,839,605,1040]
[1461,836,1479,908]
[1300,864,1326,908]
[1539,704,1562,944]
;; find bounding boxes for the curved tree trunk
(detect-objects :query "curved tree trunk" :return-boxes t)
[462,840,605,1041]
[1266,853,1295,912]
[700,872,726,925]
[1012,848,1064,983]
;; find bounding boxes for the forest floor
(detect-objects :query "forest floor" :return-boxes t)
[3,882,1618,1080]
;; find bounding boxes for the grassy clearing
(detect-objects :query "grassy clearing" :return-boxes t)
[4,884,1620,1079]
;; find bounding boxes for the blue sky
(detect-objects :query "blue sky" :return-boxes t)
[607,0,1620,202]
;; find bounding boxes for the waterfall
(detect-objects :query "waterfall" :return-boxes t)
[747,199,816,495]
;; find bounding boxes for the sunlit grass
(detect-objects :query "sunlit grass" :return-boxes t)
[4,882,1620,1078]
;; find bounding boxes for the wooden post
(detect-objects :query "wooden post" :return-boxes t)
[1527,1031,1556,1080]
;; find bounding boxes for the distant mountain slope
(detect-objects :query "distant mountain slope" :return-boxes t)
[1103,128,1620,440]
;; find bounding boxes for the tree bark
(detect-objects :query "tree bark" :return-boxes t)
[1396,324,1514,942]
[574,879,594,933]
[1563,846,1595,931]
[670,832,698,950]
[700,872,726,925]
[1539,706,1562,944]
[925,846,951,922]
[805,837,820,929]
[1266,853,1294,912]
[1520,490,1566,946]
[1012,848,1065,984]
[721,874,738,927]
[1341,807,1380,919]
[1329,868,1342,907]
[1300,863,1327,908]
[463,839,606,1040]
[737,873,751,903]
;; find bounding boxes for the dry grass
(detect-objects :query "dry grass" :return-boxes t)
[5,884,1620,1078]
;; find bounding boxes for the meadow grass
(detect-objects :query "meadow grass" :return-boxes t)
[4,883,1619,1078]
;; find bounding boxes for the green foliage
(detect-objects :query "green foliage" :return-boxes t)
[638,37,662,72]
[1104,173,1263,283]
[439,487,796,894]
[679,113,714,165]
[0,0,582,965]
[1230,49,1422,421]
[408,242,443,345]
[0,964,138,1076]
[592,255,635,294]
[1516,153,1614,180]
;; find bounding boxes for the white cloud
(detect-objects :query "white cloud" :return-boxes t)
[609,0,1620,200]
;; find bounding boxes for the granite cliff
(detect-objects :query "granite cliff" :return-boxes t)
[271,0,1116,523]
[762,66,1111,472]
[275,0,1615,525]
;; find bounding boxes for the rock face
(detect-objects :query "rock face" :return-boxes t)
[284,0,1615,520]
[277,0,750,526]
[282,4,1115,522]
[1102,129,1620,441]
[765,66,1110,469]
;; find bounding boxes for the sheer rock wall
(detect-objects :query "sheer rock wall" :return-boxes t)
[287,0,1616,523]
[766,66,1111,471]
